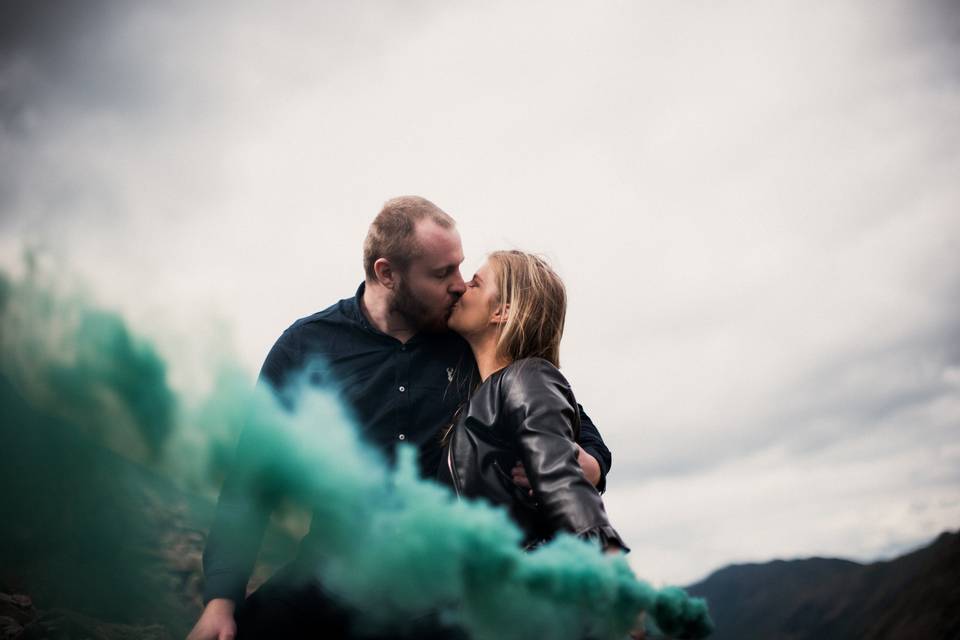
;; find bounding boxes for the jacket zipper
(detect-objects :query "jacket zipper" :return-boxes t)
[447,444,462,497]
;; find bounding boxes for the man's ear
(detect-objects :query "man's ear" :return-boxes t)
[373,258,396,289]
[490,303,510,325]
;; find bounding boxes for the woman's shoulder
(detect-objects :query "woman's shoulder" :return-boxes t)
[499,357,572,396]
[497,358,579,434]
[504,356,561,376]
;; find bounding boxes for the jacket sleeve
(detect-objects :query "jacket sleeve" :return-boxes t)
[575,404,612,493]
[201,329,300,604]
[503,359,628,552]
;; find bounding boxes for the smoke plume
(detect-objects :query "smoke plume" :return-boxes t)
[0,259,713,639]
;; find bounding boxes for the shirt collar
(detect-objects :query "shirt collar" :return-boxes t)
[351,280,429,345]
[349,281,373,330]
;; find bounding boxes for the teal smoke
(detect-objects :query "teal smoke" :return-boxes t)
[0,262,713,639]
[0,263,176,462]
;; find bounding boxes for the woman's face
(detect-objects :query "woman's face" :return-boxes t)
[447,259,501,337]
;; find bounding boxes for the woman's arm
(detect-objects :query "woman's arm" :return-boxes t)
[510,443,600,493]
[502,359,628,551]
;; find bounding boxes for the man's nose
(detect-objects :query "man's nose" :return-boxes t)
[450,272,466,296]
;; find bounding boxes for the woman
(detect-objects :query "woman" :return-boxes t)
[440,250,627,553]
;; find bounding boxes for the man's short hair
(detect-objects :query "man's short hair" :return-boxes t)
[363,196,456,280]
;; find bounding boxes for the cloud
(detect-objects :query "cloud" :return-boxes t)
[1,0,958,585]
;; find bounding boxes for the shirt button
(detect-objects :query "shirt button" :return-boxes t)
[400,345,406,351]
[398,433,406,440]
[398,385,406,392]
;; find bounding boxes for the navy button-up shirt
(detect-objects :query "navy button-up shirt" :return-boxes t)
[203,283,612,604]
[258,283,475,478]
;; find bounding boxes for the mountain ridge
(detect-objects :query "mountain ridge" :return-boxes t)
[685,530,960,639]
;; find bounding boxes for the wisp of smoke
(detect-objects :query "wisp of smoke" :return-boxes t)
[0,257,177,463]
[0,261,713,639]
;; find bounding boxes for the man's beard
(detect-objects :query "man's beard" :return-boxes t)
[390,277,450,333]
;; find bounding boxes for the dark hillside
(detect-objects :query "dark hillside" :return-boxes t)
[686,530,960,639]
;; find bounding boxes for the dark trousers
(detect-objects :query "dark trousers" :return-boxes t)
[235,561,466,640]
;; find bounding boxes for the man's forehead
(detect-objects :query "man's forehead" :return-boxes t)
[415,220,464,267]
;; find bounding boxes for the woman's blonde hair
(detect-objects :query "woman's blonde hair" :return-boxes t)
[488,250,567,368]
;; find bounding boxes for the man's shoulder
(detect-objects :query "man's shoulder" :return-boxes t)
[283,294,359,336]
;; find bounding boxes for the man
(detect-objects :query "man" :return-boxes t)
[187,196,612,639]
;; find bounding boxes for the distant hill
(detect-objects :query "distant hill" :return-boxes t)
[686,530,960,639]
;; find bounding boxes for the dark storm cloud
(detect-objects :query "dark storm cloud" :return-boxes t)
[911,0,960,57]
[0,0,116,130]
[817,328,959,418]
[0,0,122,219]
[0,0,436,224]
[0,0,234,232]
[777,242,960,454]
[1,0,446,130]
[612,281,960,481]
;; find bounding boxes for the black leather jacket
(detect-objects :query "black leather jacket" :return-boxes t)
[440,357,627,551]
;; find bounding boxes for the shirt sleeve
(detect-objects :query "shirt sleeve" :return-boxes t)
[257,328,302,404]
[201,426,272,604]
[503,359,628,551]
[201,329,300,604]
[575,403,612,493]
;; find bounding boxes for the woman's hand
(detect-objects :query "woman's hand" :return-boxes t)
[510,444,602,494]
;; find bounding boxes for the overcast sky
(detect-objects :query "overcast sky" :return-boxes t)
[2,0,959,586]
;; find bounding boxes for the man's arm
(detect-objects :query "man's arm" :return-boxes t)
[186,598,236,640]
[575,403,611,493]
[201,423,274,604]
[190,422,271,639]
[191,330,300,637]
[576,443,603,488]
